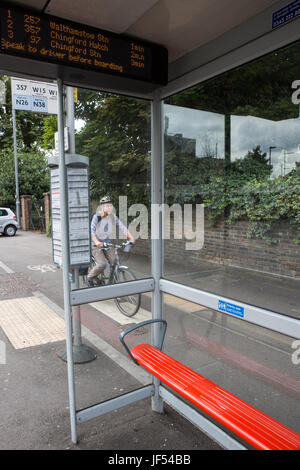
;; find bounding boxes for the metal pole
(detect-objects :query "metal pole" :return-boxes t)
[64,86,96,364]
[12,108,21,228]
[225,114,231,169]
[57,78,77,444]
[151,89,164,413]
[66,86,81,346]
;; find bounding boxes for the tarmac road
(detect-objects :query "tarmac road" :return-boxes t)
[0,230,223,450]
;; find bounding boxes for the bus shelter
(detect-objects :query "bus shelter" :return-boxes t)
[1,0,300,450]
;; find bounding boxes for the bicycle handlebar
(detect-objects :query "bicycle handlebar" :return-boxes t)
[96,241,134,252]
[102,241,133,249]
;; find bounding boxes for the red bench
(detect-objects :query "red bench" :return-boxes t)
[120,320,300,450]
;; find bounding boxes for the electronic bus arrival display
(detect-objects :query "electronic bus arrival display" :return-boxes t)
[0,4,168,85]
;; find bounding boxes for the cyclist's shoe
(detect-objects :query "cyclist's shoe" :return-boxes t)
[87,279,95,288]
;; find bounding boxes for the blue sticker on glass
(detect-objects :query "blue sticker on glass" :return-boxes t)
[272,0,300,29]
[218,300,244,318]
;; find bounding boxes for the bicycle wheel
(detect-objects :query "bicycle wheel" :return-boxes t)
[114,266,141,317]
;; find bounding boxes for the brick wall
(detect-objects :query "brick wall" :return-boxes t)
[43,192,51,234]
[132,219,300,279]
[20,195,32,231]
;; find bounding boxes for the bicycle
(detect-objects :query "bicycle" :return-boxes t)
[82,241,141,317]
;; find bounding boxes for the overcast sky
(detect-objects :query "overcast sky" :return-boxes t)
[165,104,300,177]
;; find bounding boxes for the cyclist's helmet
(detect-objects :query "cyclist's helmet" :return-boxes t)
[99,195,113,205]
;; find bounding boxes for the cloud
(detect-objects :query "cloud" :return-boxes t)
[165,104,300,175]
[165,104,224,157]
[231,115,300,157]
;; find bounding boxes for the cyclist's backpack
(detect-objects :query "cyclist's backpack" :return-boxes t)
[79,214,102,276]
[90,213,102,223]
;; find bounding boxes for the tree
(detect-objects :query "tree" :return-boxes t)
[75,91,151,208]
[0,75,57,206]
[230,146,272,182]
[42,115,58,150]
[166,41,300,122]
[0,76,47,152]
[0,149,49,207]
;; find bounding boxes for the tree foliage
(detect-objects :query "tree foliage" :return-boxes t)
[163,41,300,243]
[0,76,51,207]
[1,39,299,245]
[167,42,300,121]
[0,76,46,151]
[0,149,49,207]
[75,91,151,209]
[42,115,57,150]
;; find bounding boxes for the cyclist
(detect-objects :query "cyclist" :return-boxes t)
[87,195,135,286]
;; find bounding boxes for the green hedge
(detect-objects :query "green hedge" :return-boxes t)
[171,174,300,244]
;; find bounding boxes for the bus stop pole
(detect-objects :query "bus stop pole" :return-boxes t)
[64,86,96,363]
[57,78,77,444]
[12,108,21,228]
[66,86,82,349]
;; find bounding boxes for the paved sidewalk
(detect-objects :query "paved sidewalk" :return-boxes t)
[0,288,221,451]
[1,231,299,451]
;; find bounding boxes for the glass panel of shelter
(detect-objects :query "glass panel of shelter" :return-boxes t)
[163,40,300,321]
[68,85,154,411]
[162,293,300,433]
[161,42,300,435]
[73,86,152,292]
[71,40,300,411]
[4,40,299,430]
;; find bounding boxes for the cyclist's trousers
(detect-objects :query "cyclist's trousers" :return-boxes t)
[87,246,115,280]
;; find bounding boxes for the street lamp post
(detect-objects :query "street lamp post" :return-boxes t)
[269,146,277,165]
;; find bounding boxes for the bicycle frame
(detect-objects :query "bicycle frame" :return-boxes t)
[88,241,141,317]
[92,242,130,286]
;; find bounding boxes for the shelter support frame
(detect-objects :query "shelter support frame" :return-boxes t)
[57,78,77,444]
[150,89,164,413]
[54,14,300,447]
